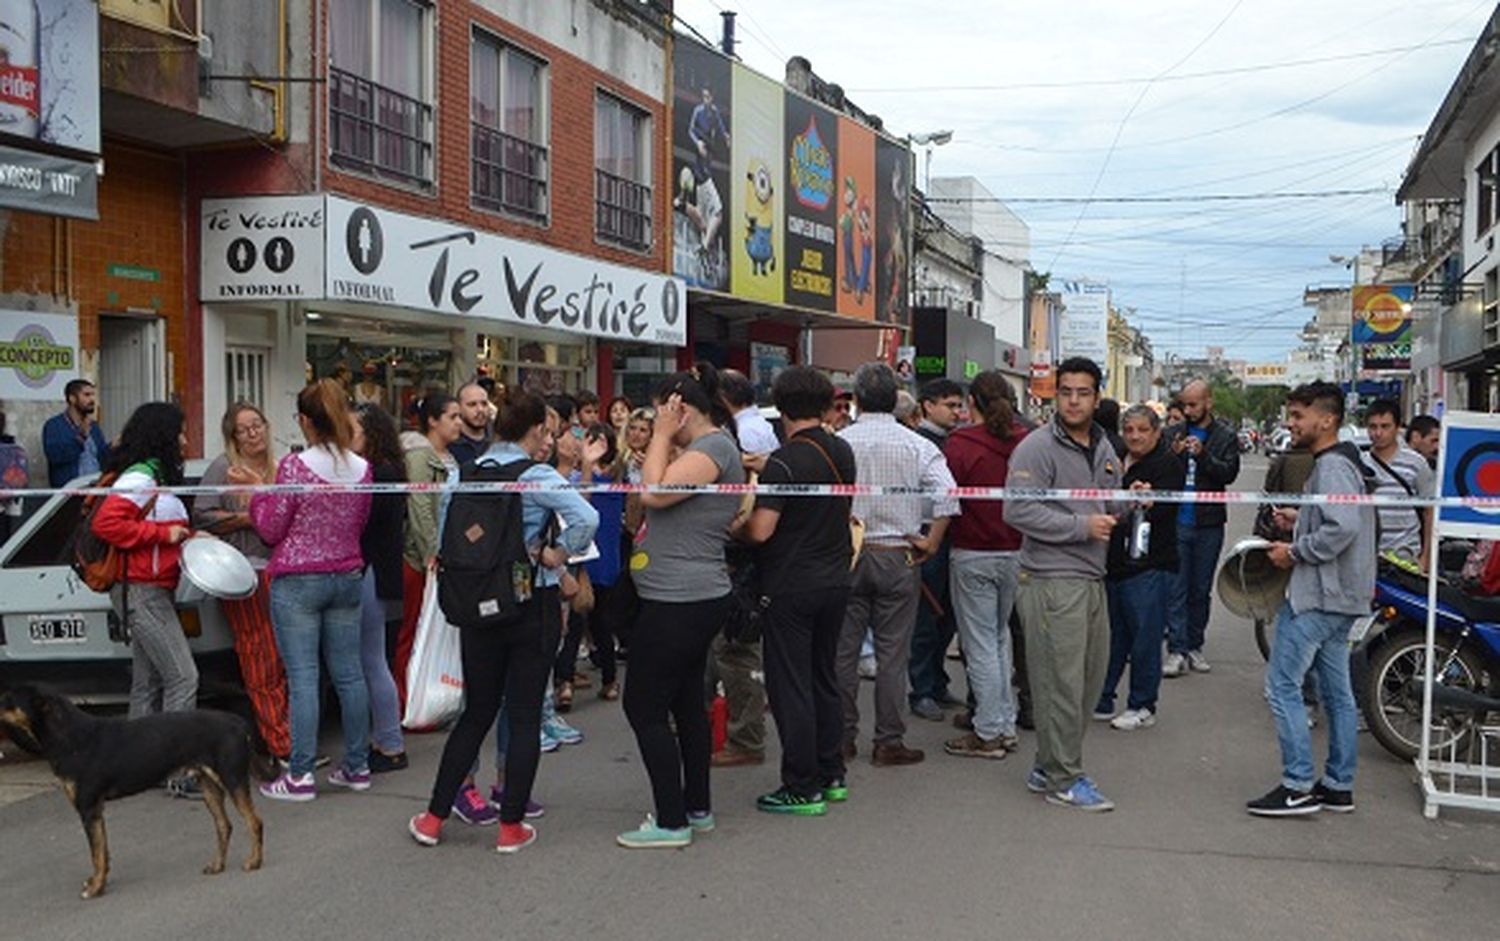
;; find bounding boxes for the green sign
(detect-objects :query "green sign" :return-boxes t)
[964,360,981,379]
[108,263,160,282]
[915,355,946,374]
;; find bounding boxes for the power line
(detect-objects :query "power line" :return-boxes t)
[935,187,1390,205]
[848,37,1471,94]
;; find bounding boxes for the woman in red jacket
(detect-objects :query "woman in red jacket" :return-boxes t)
[91,403,195,790]
[941,372,1029,760]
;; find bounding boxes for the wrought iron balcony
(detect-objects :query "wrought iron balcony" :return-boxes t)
[471,123,549,222]
[329,66,433,186]
[595,168,652,251]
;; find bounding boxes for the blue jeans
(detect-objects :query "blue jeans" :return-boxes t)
[1099,570,1168,713]
[360,568,404,755]
[908,543,955,704]
[1168,525,1225,655]
[270,571,369,778]
[948,550,1019,740]
[1264,602,1358,792]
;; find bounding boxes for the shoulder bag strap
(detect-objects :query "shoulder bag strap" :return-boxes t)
[791,434,845,485]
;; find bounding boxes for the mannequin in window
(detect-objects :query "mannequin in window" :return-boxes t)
[355,362,384,407]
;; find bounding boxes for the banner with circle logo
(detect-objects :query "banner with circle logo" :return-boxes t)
[1436,411,1500,539]
[0,311,79,400]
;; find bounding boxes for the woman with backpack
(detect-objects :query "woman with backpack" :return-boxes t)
[193,402,291,764]
[618,364,745,849]
[408,391,598,854]
[91,403,196,776]
[252,379,373,801]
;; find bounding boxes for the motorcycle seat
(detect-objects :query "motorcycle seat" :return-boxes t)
[1437,585,1500,624]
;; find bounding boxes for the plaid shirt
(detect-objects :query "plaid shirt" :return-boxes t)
[839,412,959,545]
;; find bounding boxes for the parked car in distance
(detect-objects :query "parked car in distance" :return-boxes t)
[0,461,238,703]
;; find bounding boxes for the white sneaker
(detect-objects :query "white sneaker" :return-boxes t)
[1188,650,1212,673]
[1111,708,1156,731]
[1162,653,1187,677]
[858,655,877,680]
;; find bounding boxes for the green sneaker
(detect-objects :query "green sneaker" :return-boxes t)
[616,815,692,849]
[822,777,849,803]
[687,811,715,832]
[756,787,828,815]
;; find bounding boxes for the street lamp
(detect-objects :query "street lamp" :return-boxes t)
[910,129,954,192]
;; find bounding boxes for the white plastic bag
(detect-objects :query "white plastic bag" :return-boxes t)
[403,574,464,729]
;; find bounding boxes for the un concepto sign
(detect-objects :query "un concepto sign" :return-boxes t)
[200,195,687,348]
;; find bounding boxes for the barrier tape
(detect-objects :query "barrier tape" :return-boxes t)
[3,480,1492,510]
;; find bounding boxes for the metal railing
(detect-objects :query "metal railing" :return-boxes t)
[328,66,433,186]
[595,168,652,250]
[471,123,549,221]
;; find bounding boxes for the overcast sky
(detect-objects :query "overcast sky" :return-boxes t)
[672,0,1493,363]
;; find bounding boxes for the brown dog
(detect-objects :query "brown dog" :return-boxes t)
[0,685,270,899]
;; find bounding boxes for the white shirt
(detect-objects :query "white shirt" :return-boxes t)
[839,411,959,545]
[734,405,780,455]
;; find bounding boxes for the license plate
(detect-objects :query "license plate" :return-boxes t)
[1348,615,1376,646]
[29,615,86,644]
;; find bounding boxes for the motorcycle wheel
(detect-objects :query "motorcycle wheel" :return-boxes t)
[1361,627,1488,762]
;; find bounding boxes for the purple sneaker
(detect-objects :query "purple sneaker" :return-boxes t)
[489,785,546,819]
[328,766,371,791]
[453,783,500,825]
[260,771,316,802]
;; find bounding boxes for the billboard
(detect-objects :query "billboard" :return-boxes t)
[1353,284,1413,371]
[2,0,100,156]
[783,92,836,312]
[1059,282,1110,364]
[671,40,909,323]
[670,39,732,291]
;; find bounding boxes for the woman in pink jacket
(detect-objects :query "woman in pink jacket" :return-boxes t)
[252,379,373,802]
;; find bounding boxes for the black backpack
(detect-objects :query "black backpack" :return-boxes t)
[437,458,536,630]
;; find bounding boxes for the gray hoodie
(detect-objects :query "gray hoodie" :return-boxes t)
[1003,417,1123,579]
[1288,442,1377,617]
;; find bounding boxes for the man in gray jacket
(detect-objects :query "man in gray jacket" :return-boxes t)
[1251,381,1376,817]
[1003,357,1122,812]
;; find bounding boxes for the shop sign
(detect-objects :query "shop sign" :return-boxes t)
[0,143,97,219]
[1060,282,1109,364]
[200,195,326,300]
[324,197,687,347]
[108,263,159,282]
[1,0,100,156]
[0,310,78,400]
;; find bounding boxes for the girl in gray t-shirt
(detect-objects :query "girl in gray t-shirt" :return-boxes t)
[618,364,746,850]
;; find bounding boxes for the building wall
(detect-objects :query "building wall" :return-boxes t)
[318,0,669,277]
[930,176,1030,347]
[0,143,190,436]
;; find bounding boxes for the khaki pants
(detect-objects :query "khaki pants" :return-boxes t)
[836,547,920,746]
[709,631,766,754]
[1016,573,1109,791]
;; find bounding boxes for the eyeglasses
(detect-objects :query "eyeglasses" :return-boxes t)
[236,420,267,436]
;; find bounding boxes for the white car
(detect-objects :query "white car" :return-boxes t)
[0,460,238,701]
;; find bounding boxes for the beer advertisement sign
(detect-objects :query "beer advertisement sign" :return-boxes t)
[0,0,100,156]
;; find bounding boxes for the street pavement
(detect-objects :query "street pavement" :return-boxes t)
[1,453,1498,940]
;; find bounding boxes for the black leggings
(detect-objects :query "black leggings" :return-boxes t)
[623,595,732,829]
[427,590,556,824]
[555,581,629,686]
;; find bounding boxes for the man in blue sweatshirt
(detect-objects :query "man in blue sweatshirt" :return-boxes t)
[1250,381,1376,817]
[43,379,111,487]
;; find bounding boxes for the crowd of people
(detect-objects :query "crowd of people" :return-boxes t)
[69,350,1447,848]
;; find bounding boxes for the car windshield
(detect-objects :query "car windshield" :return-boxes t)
[4,477,201,569]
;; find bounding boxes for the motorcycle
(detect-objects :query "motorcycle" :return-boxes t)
[1358,563,1500,762]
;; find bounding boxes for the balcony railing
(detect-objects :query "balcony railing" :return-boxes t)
[472,124,549,222]
[329,66,433,186]
[595,168,652,251]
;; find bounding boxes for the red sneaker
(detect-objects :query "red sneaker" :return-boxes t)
[409,811,442,847]
[496,822,537,854]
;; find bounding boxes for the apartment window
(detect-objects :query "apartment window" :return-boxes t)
[328,0,433,186]
[471,31,549,221]
[595,93,652,251]
[1478,148,1498,236]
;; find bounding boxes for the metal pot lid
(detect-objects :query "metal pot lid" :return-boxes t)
[180,537,259,600]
